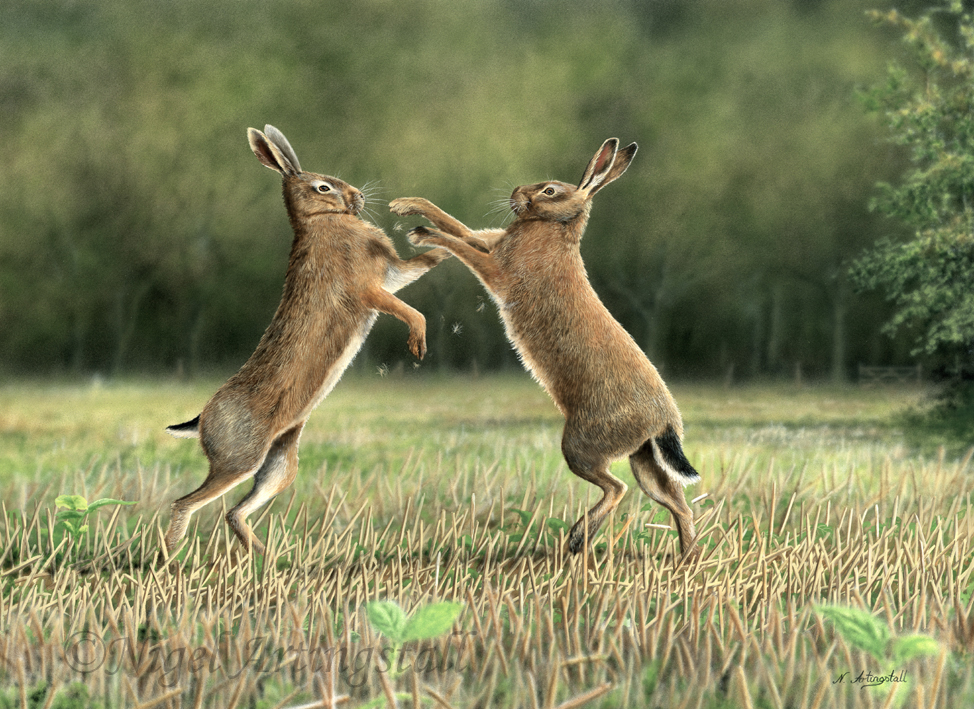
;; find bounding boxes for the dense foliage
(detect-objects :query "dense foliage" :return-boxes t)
[0,0,927,378]
[852,1,974,369]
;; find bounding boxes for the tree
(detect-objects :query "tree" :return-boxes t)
[851,1,974,368]
[0,0,910,377]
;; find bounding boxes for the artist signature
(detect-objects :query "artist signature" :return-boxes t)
[832,670,907,688]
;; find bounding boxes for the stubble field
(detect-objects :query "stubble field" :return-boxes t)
[0,374,972,708]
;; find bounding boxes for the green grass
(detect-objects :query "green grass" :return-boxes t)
[0,373,929,500]
[1,373,972,708]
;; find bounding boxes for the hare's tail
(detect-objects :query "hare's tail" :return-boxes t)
[166,415,201,439]
[650,427,700,486]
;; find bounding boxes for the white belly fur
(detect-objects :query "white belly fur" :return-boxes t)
[294,312,378,424]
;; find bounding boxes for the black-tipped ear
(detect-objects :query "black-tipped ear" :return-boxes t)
[578,138,619,196]
[248,127,299,176]
[583,140,637,197]
[594,142,637,194]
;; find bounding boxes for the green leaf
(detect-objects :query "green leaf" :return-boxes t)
[402,602,463,642]
[366,601,407,644]
[56,510,87,523]
[817,605,890,661]
[546,518,570,532]
[55,495,88,511]
[86,498,136,513]
[60,520,88,537]
[892,634,940,663]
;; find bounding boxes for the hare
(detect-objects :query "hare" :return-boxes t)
[163,125,448,557]
[390,138,700,559]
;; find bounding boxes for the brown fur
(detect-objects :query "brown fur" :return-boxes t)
[163,125,448,557]
[390,139,700,558]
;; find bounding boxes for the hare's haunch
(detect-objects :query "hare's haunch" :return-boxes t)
[390,138,700,559]
[163,125,448,558]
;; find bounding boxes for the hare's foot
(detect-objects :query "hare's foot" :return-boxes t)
[407,324,427,360]
[561,538,600,572]
[390,197,434,217]
[676,542,702,568]
[407,226,439,248]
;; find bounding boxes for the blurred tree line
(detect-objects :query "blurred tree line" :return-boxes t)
[853,1,974,369]
[0,0,941,380]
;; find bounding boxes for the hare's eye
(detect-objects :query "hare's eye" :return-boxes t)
[543,187,556,196]
[316,184,331,193]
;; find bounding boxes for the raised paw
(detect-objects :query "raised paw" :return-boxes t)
[407,226,437,248]
[389,197,432,217]
[408,327,427,360]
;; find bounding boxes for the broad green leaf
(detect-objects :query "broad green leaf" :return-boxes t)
[56,510,87,523]
[892,634,940,663]
[546,518,570,532]
[55,495,88,511]
[86,498,136,513]
[817,605,889,661]
[366,601,407,644]
[402,602,463,642]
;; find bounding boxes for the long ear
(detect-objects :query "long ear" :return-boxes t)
[263,124,302,173]
[248,127,300,176]
[577,138,619,196]
[589,141,637,196]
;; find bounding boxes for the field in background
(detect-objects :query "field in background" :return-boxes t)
[1,375,972,707]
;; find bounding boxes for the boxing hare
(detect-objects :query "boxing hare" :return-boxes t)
[390,139,699,558]
[164,125,448,557]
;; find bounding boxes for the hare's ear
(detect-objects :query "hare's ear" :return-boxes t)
[578,139,637,197]
[248,127,300,176]
[578,138,619,196]
[262,124,302,173]
[597,142,636,192]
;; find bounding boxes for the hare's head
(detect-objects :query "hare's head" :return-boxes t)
[510,138,637,224]
[248,125,365,218]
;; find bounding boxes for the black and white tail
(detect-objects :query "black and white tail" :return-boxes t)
[166,415,201,439]
[650,426,700,486]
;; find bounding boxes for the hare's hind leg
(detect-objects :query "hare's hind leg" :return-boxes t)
[630,443,697,559]
[164,448,267,556]
[226,423,304,555]
[561,432,628,555]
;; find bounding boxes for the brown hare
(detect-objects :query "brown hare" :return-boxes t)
[390,139,700,559]
[163,125,448,557]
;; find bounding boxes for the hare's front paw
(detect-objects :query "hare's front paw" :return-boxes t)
[407,325,427,360]
[407,226,438,248]
[390,197,432,217]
